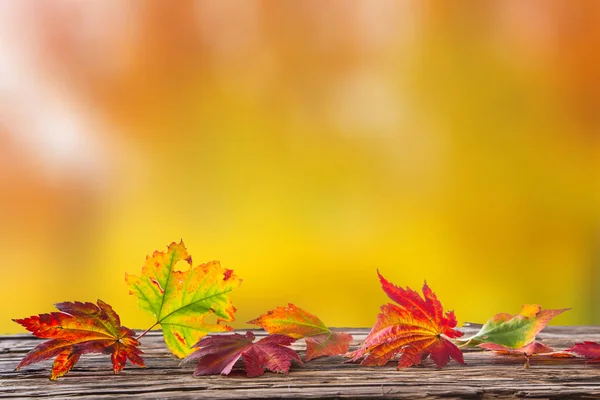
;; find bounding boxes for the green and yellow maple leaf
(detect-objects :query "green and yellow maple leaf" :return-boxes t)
[126,241,242,357]
[463,304,569,349]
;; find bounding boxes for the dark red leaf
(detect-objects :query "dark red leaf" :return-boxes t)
[186,331,302,377]
[567,341,600,363]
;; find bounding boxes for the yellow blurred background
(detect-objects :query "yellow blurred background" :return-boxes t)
[2,1,599,333]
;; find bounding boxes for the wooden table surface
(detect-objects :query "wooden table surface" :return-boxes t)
[1,326,600,399]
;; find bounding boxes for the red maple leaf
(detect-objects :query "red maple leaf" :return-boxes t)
[186,331,302,377]
[347,272,464,369]
[13,300,144,380]
[567,341,600,364]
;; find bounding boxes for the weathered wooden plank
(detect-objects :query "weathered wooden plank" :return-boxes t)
[1,327,599,399]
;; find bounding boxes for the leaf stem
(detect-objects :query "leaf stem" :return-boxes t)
[456,338,473,349]
[136,322,159,340]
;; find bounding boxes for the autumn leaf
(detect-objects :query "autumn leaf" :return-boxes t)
[13,300,144,380]
[462,305,569,349]
[479,341,555,355]
[126,241,242,358]
[186,331,302,377]
[247,304,353,361]
[566,342,600,364]
[347,272,464,369]
[478,341,573,368]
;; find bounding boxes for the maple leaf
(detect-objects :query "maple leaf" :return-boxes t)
[186,331,302,377]
[347,272,464,369]
[247,304,353,361]
[126,241,242,358]
[462,305,569,349]
[478,341,573,368]
[13,300,144,380]
[566,342,600,364]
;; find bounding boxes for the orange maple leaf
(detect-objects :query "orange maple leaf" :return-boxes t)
[347,272,464,369]
[13,300,144,380]
[248,304,353,361]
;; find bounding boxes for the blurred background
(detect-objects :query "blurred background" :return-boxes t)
[2,0,599,333]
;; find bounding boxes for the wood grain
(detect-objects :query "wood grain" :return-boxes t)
[1,326,599,399]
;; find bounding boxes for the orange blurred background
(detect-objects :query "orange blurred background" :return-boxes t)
[2,1,599,333]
